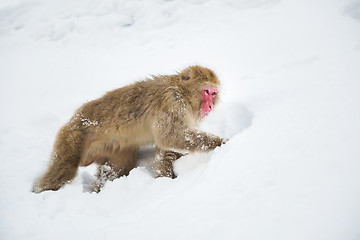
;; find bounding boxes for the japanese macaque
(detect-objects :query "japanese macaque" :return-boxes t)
[33,65,225,193]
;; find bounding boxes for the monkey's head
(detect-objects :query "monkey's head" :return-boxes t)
[177,66,220,119]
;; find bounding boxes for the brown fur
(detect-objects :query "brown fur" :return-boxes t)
[33,65,224,193]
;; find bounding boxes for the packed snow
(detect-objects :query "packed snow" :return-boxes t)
[1,0,360,239]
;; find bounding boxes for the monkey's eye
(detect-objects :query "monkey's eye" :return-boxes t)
[204,90,209,95]
[212,92,216,96]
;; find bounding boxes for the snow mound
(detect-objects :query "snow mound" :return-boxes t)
[174,101,253,176]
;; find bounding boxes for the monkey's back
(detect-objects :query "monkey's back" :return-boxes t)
[69,77,181,144]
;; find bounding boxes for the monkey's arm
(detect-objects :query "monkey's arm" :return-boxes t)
[183,129,224,151]
[152,116,224,152]
[154,148,184,178]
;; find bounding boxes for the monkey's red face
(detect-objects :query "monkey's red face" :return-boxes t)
[200,86,218,118]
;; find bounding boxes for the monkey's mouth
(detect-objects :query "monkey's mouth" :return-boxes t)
[200,108,211,118]
[200,101,214,118]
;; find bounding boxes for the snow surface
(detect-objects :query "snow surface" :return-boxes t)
[1,0,360,239]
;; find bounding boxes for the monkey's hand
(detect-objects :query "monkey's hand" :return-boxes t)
[209,136,229,149]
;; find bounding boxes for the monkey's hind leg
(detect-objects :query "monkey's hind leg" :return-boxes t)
[93,146,139,192]
[33,129,83,193]
[154,148,184,179]
[33,155,79,193]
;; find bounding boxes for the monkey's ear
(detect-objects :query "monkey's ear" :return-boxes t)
[209,70,215,78]
[180,68,192,81]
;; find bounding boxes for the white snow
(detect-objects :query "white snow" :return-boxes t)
[1,0,360,239]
